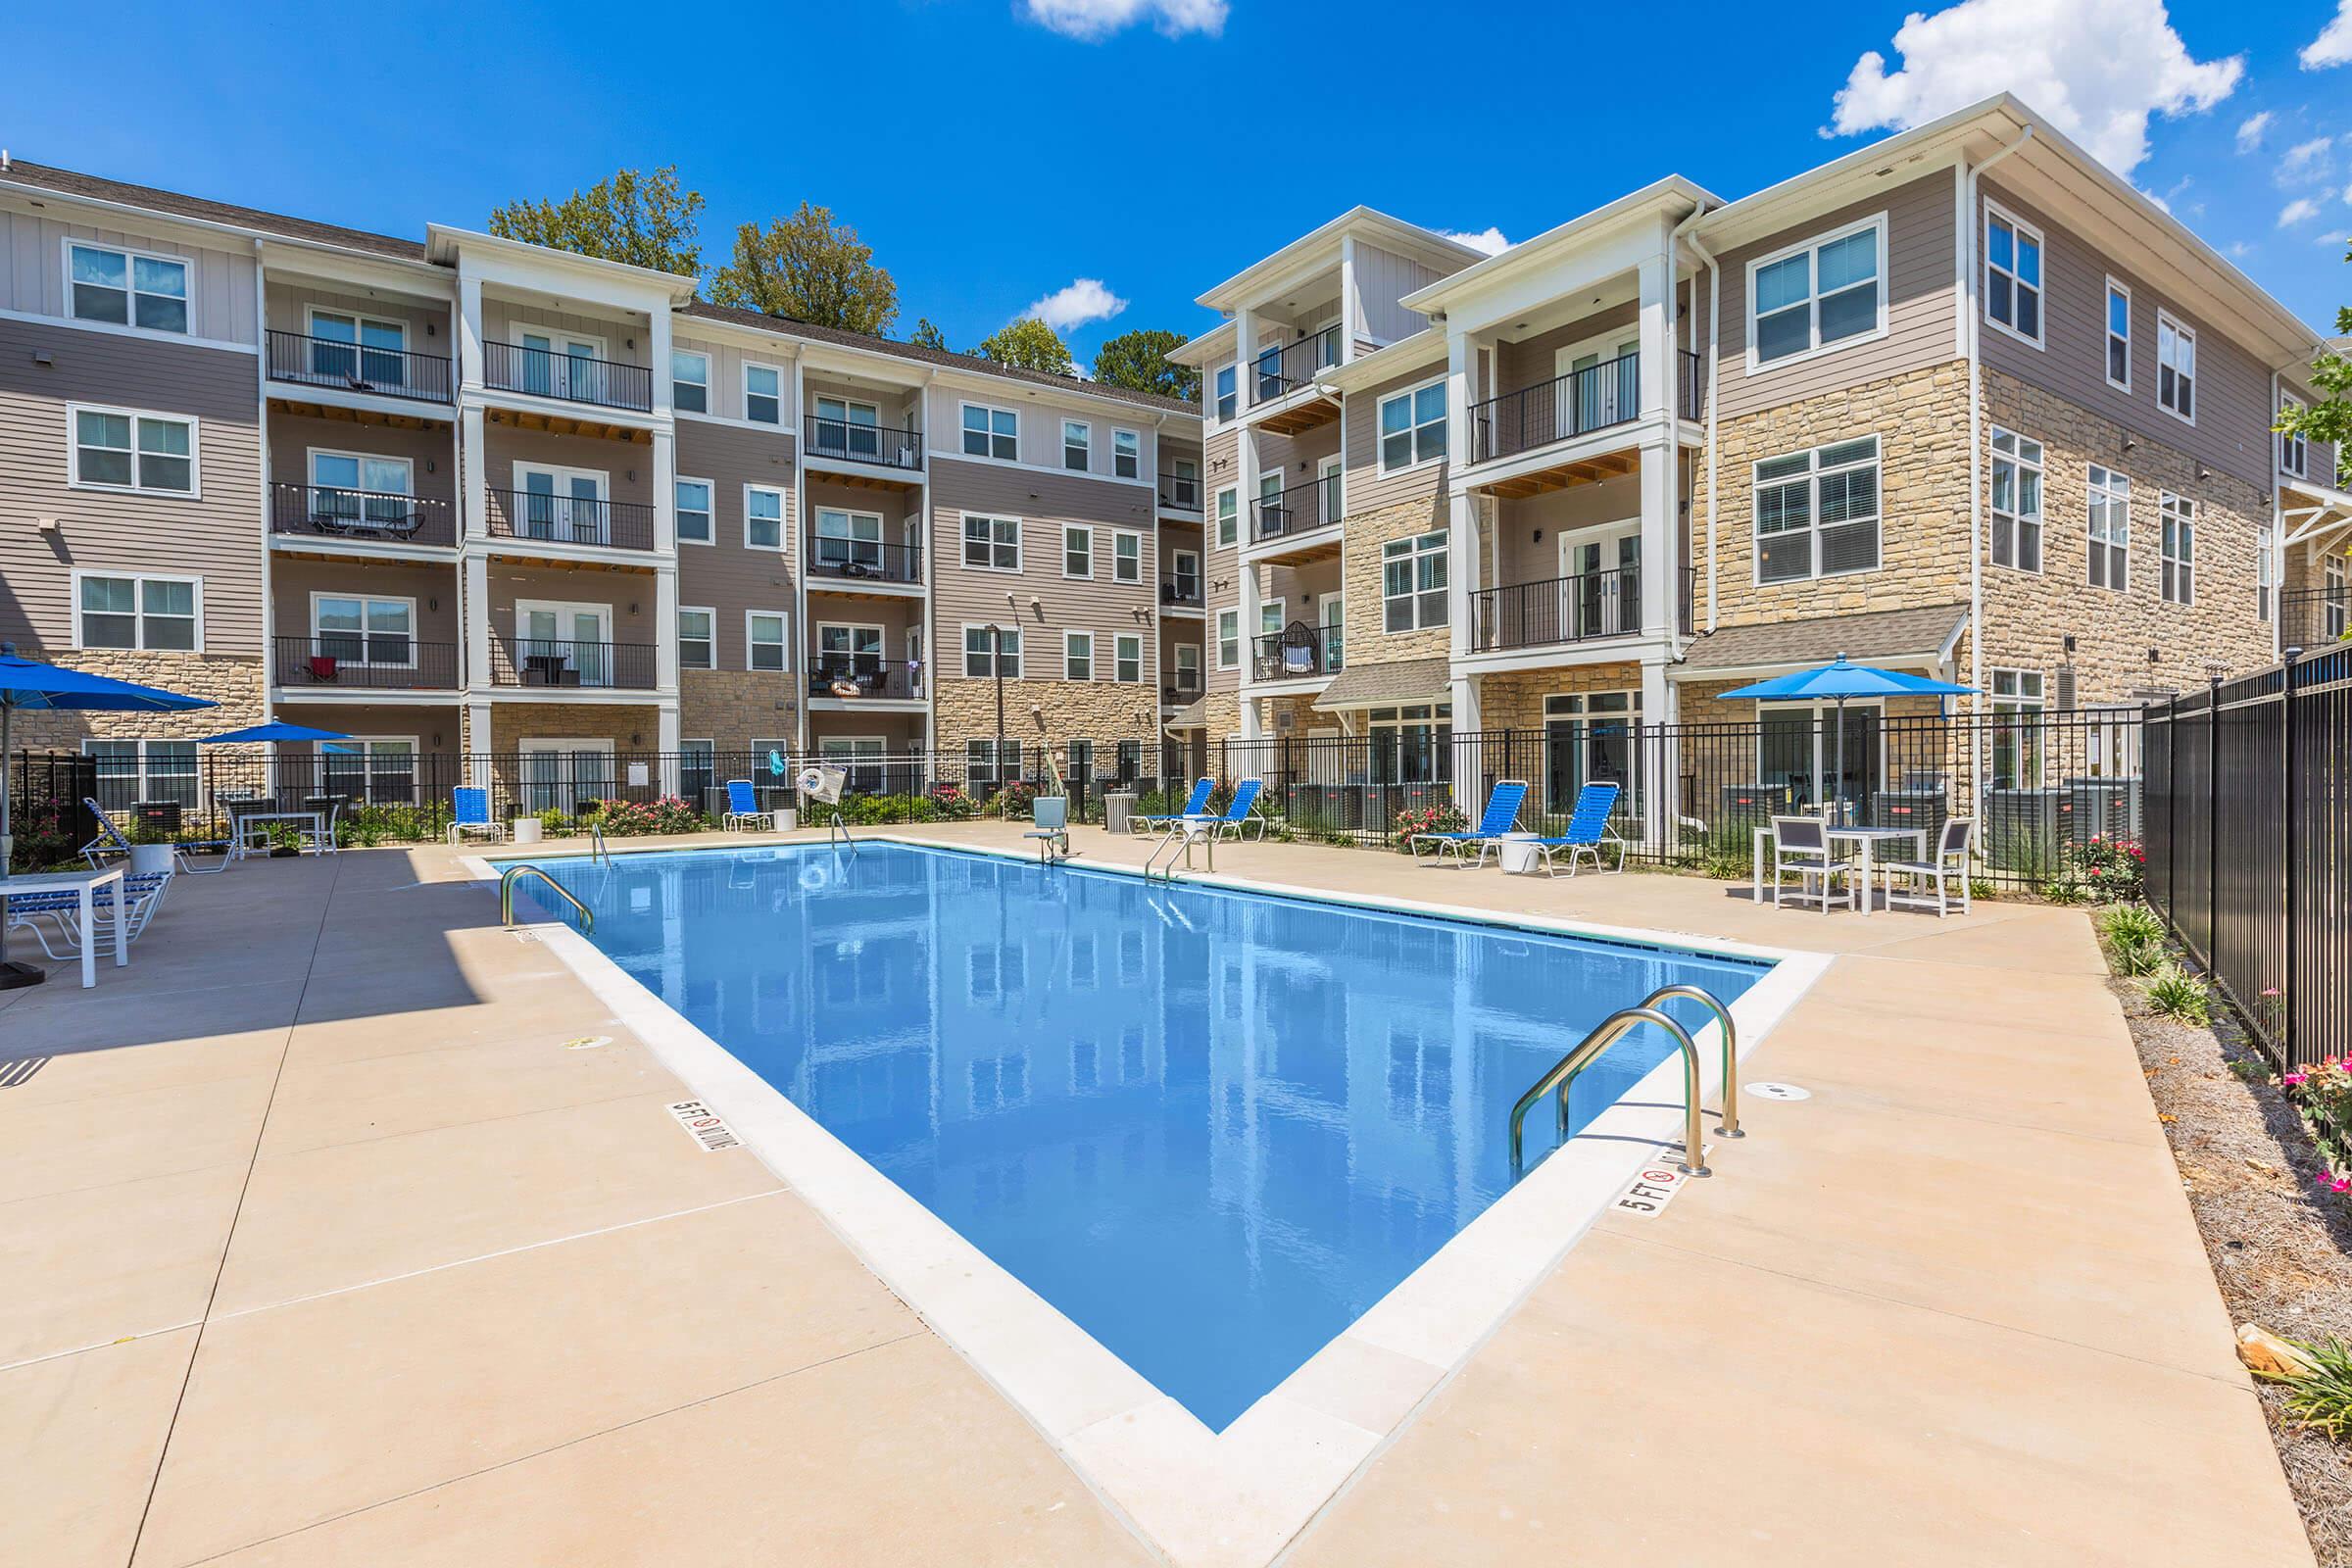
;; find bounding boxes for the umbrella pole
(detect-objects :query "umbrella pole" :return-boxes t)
[0,700,37,988]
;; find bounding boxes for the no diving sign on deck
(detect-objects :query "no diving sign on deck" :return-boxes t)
[667,1100,741,1152]
[1611,1157,1697,1218]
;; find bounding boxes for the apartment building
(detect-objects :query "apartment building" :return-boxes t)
[1174,94,2344,820]
[0,159,1202,809]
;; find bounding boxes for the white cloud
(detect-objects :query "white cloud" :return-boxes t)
[2280,197,2323,225]
[1021,277,1128,333]
[2302,0,2352,68]
[2227,239,2256,258]
[1437,226,1510,257]
[1828,0,2242,175]
[2281,135,2335,182]
[2235,110,2273,151]
[1021,0,1226,41]
[2137,186,2172,213]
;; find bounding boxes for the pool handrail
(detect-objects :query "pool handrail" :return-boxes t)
[1508,1004,1705,1181]
[1640,984,1740,1139]
[590,819,612,867]
[499,863,593,932]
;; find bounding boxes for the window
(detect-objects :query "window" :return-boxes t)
[2087,465,2130,591]
[675,477,713,545]
[962,514,1020,570]
[2105,279,2132,390]
[1064,630,1094,681]
[1112,530,1142,584]
[1748,217,1884,368]
[671,350,710,414]
[75,572,198,651]
[1984,206,2043,345]
[314,594,413,665]
[1063,420,1091,471]
[747,611,789,671]
[1171,549,1200,599]
[1753,436,1881,583]
[1215,487,1238,548]
[964,624,1020,677]
[2258,526,2276,623]
[69,241,188,333]
[84,739,199,811]
[1989,670,2046,790]
[1382,529,1448,632]
[1214,365,1238,422]
[744,364,781,424]
[2157,312,2195,423]
[811,396,881,461]
[745,485,785,550]
[307,311,407,385]
[322,737,419,806]
[2326,553,2348,641]
[2280,395,2308,478]
[1216,609,1240,668]
[966,739,1023,790]
[962,403,1017,460]
[308,451,412,528]
[1114,632,1142,683]
[680,739,717,805]
[1378,380,1446,472]
[2160,493,2194,605]
[1362,704,1453,784]
[70,406,196,494]
[678,607,715,669]
[1063,524,1093,578]
[1989,428,2042,573]
[1113,428,1140,478]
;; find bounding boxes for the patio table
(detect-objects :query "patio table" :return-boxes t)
[0,865,127,988]
[1752,824,1925,916]
[226,802,331,859]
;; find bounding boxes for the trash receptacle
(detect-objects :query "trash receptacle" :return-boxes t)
[1103,792,1137,835]
[1496,831,1540,875]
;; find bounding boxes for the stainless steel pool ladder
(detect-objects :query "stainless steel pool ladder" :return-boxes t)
[499,863,593,932]
[589,820,612,866]
[827,810,854,850]
[1143,819,1211,882]
[1506,984,1740,1180]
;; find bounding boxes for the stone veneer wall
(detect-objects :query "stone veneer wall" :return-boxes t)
[678,669,803,751]
[932,676,1162,767]
[1474,662,1643,732]
[1340,494,1450,666]
[5,650,264,751]
[485,703,660,753]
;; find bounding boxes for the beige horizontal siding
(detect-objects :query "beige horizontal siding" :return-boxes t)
[1343,359,1449,516]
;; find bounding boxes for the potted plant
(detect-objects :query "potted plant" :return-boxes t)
[264,822,305,858]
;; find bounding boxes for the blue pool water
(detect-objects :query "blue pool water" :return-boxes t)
[518,844,1768,1431]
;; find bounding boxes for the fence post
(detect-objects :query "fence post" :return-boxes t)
[2281,649,2302,1066]
[2206,672,2222,965]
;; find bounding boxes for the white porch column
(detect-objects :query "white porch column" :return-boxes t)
[1445,328,1479,662]
[1449,672,1483,818]
[1640,656,1673,849]
[1234,311,1263,748]
[654,565,680,694]
[463,550,492,701]
[456,274,485,389]
[651,427,677,554]
[1636,239,1679,641]
[459,405,489,543]
[657,700,681,795]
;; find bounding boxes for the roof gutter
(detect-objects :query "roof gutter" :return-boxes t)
[1672,201,1721,635]
[1963,123,2034,715]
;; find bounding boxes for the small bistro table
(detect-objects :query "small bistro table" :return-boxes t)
[0,864,127,988]
[1751,824,1926,916]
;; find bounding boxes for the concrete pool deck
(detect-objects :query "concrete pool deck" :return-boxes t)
[0,825,2315,1568]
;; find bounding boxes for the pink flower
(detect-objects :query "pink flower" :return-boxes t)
[2261,987,2281,999]
[2330,1175,2352,1195]
[2283,1072,2309,1086]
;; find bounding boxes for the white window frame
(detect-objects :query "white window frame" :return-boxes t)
[1751,435,1883,584]
[2156,311,2196,426]
[306,448,415,507]
[309,590,417,668]
[1112,428,1141,479]
[67,403,200,496]
[677,605,717,669]
[745,609,790,672]
[1111,529,1143,584]
[1988,427,2043,575]
[72,569,204,652]
[2086,464,2130,592]
[743,361,784,426]
[1742,213,1889,373]
[1113,631,1143,684]
[1063,629,1095,681]
[1215,609,1240,669]
[320,735,422,803]
[2257,526,2277,623]
[1213,365,1238,423]
[82,737,202,805]
[744,483,786,551]
[670,349,711,414]
[1376,376,1448,475]
[961,513,1022,572]
[2160,492,2194,605]
[1982,202,2044,349]
[963,622,1021,678]
[674,475,714,546]
[1061,523,1093,579]
[1214,486,1239,548]
[2104,277,2132,393]
[2279,395,2308,479]
[1063,419,1092,472]
[961,402,1019,462]
[65,238,190,335]
[1380,530,1449,633]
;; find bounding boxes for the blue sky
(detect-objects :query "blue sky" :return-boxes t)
[8,0,2349,368]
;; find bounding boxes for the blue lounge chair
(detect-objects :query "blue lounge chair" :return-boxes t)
[1528,782,1627,876]
[1200,778,1267,842]
[447,786,504,846]
[1132,776,1213,835]
[1409,779,1527,864]
[7,869,174,958]
[80,798,231,875]
[721,779,769,832]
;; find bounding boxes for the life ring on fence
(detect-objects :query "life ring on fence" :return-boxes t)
[829,679,861,699]
[797,768,827,796]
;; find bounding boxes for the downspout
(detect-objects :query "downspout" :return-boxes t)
[1672,202,1721,633]
[1964,125,2034,707]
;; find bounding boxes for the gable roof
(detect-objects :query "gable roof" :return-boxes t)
[1679,604,1970,675]
[0,158,426,263]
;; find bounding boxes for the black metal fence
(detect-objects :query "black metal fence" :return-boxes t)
[2146,645,2352,1077]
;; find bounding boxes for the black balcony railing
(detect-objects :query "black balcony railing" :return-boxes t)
[1157,470,1202,510]
[1251,472,1342,542]
[1468,350,1706,465]
[483,340,653,413]
[807,532,922,584]
[2281,587,2351,652]
[1160,578,1204,609]
[805,415,923,470]
[270,482,456,548]
[1251,621,1345,682]
[1249,325,1343,406]
[484,488,657,552]
[265,329,453,404]
[1470,564,1696,649]
[1161,670,1203,705]
[272,635,460,690]
[808,657,921,701]
[488,636,659,690]
[1679,350,1704,420]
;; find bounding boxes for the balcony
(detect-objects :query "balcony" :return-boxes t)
[1251,471,1342,545]
[270,483,456,549]
[488,636,659,690]
[1251,621,1345,683]
[808,656,922,701]
[805,415,923,472]
[1249,325,1342,408]
[1157,470,1202,512]
[272,635,461,691]
[807,532,922,585]
[1469,565,1695,653]
[266,330,454,405]
[2282,586,2350,652]
[483,489,657,553]
[1162,670,1203,706]
[482,341,653,413]
[1469,351,1705,466]
[1160,578,1204,610]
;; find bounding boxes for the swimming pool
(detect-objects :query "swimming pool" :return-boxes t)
[515,842,1771,1433]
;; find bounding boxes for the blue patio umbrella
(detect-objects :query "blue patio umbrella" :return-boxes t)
[201,721,357,753]
[1717,652,1976,817]
[0,642,217,985]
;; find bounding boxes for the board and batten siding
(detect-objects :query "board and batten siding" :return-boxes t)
[674,329,802,426]
[1977,177,2279,492]
[922,380,1168,480]
[1342,354,1451,517]
[1352,242,1446,348]
[0,317,264,650]
[1713,168,1959,422]
[675,420,798,670]
[480,298,648,368]
[0,204,259,344]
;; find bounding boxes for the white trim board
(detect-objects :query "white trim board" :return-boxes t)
[470,836,1826,1568]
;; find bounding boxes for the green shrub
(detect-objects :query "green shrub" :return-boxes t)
[2256,1335,2352,1441]
[2040,874,2087,906]
[579,797,706,836]
[1968,876,1996,903]
[2100,903,2165,949]
[2110,937,2164,977]
[1392,802,1467,852]
[2143,962,2212,1025]
[2065,834,2145,903]
[1702,851,1749,881]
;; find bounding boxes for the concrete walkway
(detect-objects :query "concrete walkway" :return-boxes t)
[0,828,2313,1567]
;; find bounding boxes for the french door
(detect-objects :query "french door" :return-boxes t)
[1559,521,1641,639]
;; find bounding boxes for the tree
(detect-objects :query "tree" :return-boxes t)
[974,318,1073,375]
[1091,328,1199,401]
[2274,238,2350,470]
[908,318,951,352]
[709,204,898,335]
[487,167,704,277]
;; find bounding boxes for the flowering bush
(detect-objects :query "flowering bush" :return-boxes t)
[1393,803,1467,851]
[991,780,1039,817]
[927,782,975,820]
[2064,833,2144,903]
[578,797,707,836]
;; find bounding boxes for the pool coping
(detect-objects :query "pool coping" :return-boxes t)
[467,837,1831,1568]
